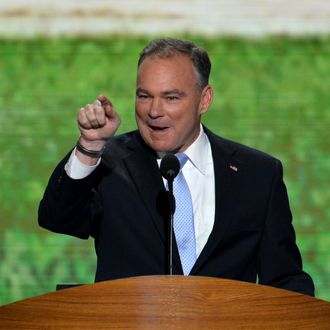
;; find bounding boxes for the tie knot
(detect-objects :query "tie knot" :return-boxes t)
[176,153,189,169]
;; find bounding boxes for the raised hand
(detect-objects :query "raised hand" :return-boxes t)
[76,95,121,163]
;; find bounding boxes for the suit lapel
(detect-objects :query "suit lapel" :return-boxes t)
[121,133,183,272]
[191,130,243,274]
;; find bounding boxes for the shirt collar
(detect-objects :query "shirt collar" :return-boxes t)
[157,124,210,175]
[184,124,209,175]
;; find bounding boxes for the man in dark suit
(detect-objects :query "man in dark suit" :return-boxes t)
[38,38,314,296]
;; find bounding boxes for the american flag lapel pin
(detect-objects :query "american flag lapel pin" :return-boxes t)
[230,164,238,172]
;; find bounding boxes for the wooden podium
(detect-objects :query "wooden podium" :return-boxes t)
[0,276,329,329]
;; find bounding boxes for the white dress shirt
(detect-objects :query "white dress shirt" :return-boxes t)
[65,126,215,258]
[157,127,215,257]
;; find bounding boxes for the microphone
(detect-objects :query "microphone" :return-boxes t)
[160,153,179,214]
[160,153,180,276]
[160,153,180,180]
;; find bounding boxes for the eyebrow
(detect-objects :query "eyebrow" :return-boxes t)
[136,88,186,97]
[136,88,149,95]
[162,89,186,97]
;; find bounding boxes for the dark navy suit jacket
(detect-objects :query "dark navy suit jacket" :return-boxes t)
[38,127,314,296]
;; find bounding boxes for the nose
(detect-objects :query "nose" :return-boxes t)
[149,98,163,118]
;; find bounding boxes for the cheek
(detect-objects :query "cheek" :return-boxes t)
[172,110,195,128]
[166,106,185,123]
[135,105,146,121]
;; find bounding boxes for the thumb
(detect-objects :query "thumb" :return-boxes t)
[98,95,115,118]
[98,94,112,105]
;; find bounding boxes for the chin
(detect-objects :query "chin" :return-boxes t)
[148,141,174,153]
[151,144,170,153]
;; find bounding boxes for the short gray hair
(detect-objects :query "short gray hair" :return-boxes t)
[138,38,211,90]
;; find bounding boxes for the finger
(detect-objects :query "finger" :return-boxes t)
[85,104,101,129]
[98,95,113,107]
[92,100,107,126]
[94,105,106,126]
[98,95,115,118]
[93,99,102,107]
[78,107,92,129]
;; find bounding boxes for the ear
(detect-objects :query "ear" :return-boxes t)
[199,85,213,115]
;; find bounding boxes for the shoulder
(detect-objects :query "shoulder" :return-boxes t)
[204,126,282,172]
[107,130,139,145]
[103,130,140,154]
[99,130,138,167]
[100,130,157,169]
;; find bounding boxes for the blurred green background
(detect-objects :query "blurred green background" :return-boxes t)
[0,36,329,305]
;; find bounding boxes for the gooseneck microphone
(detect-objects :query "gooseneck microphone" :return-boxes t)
[160,153,180,181]
[160,153,180,275]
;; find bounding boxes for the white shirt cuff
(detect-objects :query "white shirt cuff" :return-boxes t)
[64,148,101,179]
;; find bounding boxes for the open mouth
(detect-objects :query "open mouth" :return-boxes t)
[149,125,169,132]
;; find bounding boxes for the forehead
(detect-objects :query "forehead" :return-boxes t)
[137,54,197,88]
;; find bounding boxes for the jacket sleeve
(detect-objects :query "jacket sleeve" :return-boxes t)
[38,153,104,239]
[257,160,315,296]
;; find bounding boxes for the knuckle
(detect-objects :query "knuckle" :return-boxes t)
[78,107,86,115]
[78,117,88,126]
[95,106,104,115]
[85,104,93,111]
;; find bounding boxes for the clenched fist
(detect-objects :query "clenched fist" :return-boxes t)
[76,95,121,163]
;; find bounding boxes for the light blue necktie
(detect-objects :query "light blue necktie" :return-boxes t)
[173,153,196,275]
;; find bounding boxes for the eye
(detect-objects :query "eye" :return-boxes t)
[166,95,179,101]
[137,94,150,100]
